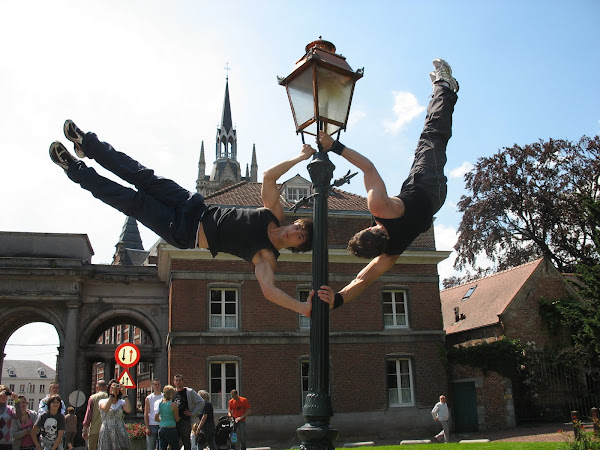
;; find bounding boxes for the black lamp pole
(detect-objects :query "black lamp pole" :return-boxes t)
[278,39,362,450]
[296,137,338,450]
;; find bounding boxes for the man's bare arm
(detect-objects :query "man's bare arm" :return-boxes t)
[262,144,316,220]
[317,253,399,307]
[318,132,403,218]
[253,250,313,317]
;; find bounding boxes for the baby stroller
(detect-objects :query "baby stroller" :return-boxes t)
[215,416,235,450]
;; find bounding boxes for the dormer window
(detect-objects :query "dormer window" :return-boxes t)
[286,187,310,203]
[7,367,16,377]
[37,368,47,378]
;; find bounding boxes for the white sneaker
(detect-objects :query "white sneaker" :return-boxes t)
[432,59,459,92]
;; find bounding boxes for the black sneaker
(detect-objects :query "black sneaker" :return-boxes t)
[49,141,77,170]
[63,119,86,158]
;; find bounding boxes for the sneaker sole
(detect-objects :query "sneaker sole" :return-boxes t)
[49,141,72,170]
[63,120,85,158]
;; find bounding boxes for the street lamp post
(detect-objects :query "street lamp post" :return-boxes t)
[278,39,363,450]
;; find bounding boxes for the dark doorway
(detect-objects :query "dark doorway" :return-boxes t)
[452,381,478,432]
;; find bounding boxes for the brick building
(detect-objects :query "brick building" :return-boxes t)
[155,173,449,443]
[440,257,575,431]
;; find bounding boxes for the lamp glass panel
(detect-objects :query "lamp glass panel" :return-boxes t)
[286,68,315,130]
[316,66,354,128]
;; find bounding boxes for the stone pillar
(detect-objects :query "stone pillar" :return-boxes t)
[62,301,81,399]
[153,352,168,386]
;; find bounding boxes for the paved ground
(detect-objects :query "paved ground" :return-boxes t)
[452,422,574,443]
[74,422,588,448]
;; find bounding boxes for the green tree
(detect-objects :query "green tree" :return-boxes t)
[454,135,599,273]
[539,196,600,366]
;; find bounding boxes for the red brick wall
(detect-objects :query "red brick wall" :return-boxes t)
[450,364,512,430]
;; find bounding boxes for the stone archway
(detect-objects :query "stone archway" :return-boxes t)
[0,232,169,407]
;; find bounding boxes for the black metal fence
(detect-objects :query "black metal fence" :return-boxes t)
[514,350,600,422]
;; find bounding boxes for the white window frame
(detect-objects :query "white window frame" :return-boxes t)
[383,289,409,328]
[209,361,239,412]
[300,359,309,407]
[298,288,311,329]
[286,187,310,203]
[209,287,239,330]
[387,358,415,407]
[39,384,45,393]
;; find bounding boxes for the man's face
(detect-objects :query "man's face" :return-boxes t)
[440,396,447,403]
[49,384,59,394]
[282,223,308,247]
[153,381,161,392]
[173,377,183,389]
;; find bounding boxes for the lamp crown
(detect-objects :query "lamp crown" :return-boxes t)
[305,39,336,54]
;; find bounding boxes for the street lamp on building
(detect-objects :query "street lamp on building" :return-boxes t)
[278,39,363,450]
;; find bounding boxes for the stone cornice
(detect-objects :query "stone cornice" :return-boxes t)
[167,329,445,346]
[157,244,451,283]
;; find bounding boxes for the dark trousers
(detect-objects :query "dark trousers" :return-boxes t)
[176,419,192,450]
[158,427,179,450]
[401,85,457,215]
[66,133,206,249]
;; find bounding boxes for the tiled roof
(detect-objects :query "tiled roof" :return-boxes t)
[205,181,369,212]
[3,360,56,379]
[440,258,544,335]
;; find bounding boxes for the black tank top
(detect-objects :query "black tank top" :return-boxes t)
[204,206,280,262]
[373,188,433,255]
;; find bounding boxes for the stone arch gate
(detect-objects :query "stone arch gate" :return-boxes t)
[0,232,169,404]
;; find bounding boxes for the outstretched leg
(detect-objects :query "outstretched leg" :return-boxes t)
[50,142,185,248]
[401,59,458,215]
[64,120,193,208]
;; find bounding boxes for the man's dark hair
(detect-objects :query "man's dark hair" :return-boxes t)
[347,227,389,259]
[289,218,314,254]
[47,394,62,406]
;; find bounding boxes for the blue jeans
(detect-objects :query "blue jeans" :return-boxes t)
[400,85,457,215]
[233,421,247,450]
[146,424,159,450]
[66,133,207,249]
[158,427,179,450]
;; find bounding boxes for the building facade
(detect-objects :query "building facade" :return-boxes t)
[1,360,56,410]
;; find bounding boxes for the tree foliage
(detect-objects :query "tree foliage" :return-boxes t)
[539,197,600,367]
[454,135,600,273]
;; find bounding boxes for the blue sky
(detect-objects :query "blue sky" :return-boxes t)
[1,0,598,366]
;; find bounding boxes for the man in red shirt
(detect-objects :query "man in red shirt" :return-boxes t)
[228,390,251,450]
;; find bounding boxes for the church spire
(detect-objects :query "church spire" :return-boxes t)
[251,144,258,182]
[112,216,145,266]
[220,77,233,134]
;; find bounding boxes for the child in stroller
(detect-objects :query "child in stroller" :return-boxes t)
[215,416,235,450]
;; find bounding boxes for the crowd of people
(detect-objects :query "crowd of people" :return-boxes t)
[1,382,74,450]
[1,377,250,450]
[143,376,250,450]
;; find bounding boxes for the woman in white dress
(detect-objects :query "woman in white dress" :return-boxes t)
[98,379,132,450]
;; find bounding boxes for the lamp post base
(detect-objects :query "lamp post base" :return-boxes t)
[297,420,339,450]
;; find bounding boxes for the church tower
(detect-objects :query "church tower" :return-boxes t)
[196,74,258,196]
[210,76,241,188]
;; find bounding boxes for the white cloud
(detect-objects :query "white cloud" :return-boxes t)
[434,224,460,287]
[383,91,425,134]
[348,108,366,127]
[449,161,473,179]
